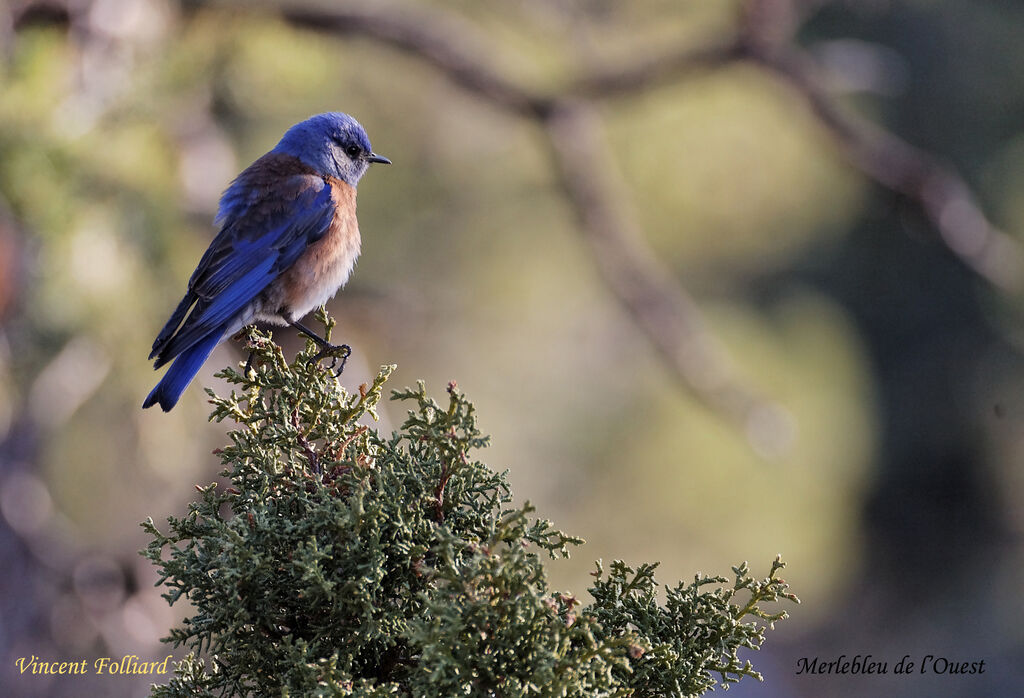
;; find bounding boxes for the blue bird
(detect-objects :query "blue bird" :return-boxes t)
[144,112,390,411]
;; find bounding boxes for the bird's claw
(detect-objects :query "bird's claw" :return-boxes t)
[309,343,351,377]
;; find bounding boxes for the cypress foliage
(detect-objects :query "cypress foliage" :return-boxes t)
[142,311,797,697]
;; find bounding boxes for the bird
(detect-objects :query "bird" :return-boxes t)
[143,112,390,411]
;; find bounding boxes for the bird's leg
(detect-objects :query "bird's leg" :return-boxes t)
[231,328,258,377]
[243,351,256,377]
[289,320,339,351]
[289,320,351,376]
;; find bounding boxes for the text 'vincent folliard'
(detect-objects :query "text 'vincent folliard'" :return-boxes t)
[15,655,174,676]
[796,654,986,676]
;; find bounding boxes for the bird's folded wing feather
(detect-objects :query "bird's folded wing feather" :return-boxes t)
[150,158,335,367]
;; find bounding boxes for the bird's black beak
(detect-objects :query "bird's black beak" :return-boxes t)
[367,153,391,165]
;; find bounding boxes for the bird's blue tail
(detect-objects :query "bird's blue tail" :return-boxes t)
[143,329,225,411]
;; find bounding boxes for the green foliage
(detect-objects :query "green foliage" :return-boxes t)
[142,311,796,697]
[587,558,795,696]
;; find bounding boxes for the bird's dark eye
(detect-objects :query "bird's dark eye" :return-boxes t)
[345,145,361,158]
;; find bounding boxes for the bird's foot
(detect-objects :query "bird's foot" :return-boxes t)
[288,319,350,377]
[309,342,351,377]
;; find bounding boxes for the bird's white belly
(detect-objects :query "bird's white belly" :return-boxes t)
[287,241,360,319]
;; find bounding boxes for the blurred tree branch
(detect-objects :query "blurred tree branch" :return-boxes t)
[737,0,1024,293]
[278,3,743,114]
[281,2,548,116]
[754,48,1024,292]
[543,102,784,440]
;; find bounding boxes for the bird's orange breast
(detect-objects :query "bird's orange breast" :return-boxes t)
[277,178,361,319]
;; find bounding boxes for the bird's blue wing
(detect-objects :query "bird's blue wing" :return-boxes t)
[150,161,335,368]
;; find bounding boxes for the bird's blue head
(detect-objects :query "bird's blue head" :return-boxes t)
[273,112,390,186]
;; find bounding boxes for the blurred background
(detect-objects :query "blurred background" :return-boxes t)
[1,0,1023,695]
